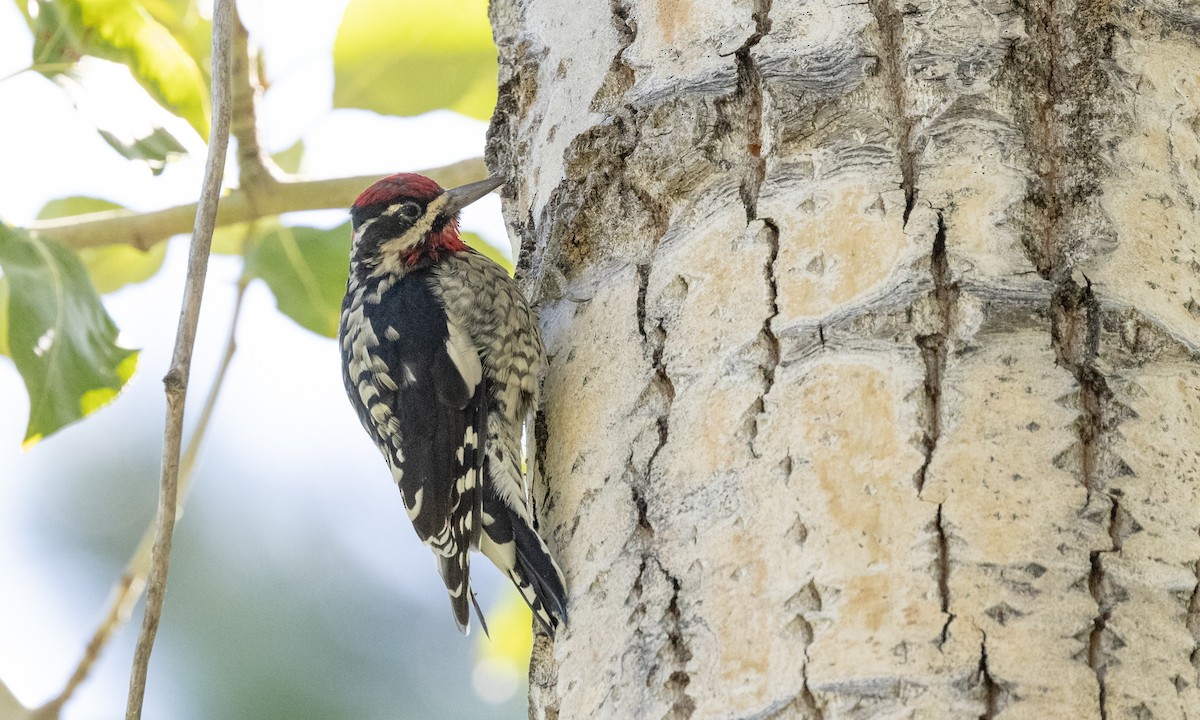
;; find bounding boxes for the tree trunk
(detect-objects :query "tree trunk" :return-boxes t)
[487,0,1200,717]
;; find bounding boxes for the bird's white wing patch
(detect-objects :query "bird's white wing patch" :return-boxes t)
[445,321,483,395]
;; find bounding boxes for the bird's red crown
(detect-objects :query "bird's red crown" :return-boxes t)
[353,172,444,209]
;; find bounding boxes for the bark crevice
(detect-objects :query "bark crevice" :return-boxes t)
[866,0,917,222]
[749,218,781,456]
[798,628,826,719]
[915,213,957,647]
[638,259,676,476]
[663,571,695,720]
[935,503,954,650]
[1188,546,1200,681]
[1086,547,1111,720]
[1052,277,1116,720]
[785,582,825,719]
[726,0,781,457]
[729,0,771,220]
[977,633,1005,719]
[632,219,685,720]
[625,555,694,720]
[915,213,953,493]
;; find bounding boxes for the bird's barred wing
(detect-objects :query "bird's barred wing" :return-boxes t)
[342,273,486,633]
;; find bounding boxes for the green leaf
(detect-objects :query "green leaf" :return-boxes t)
[29,0,211,136]
[139,0,212,66]
[38,197,168,293]
[0,277,10,357]
[78,242,168,294]
[97,125,187,175]
[244,223,351,338]
[210,221,257,256]
[0,224,138,447]
[333,0,497,120]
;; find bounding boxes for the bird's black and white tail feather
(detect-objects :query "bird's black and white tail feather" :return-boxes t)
[508,509,569,632]
[479,476,569,635]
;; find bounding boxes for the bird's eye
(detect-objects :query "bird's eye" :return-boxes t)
[398,202,421,220]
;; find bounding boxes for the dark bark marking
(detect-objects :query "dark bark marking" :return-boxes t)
[1002,0,1117,279]
[1087,548,1111,720]
[1188,543,1200,681]
[935,503,954,650]
[721,1,782,457]
[915,212,954,492]
[797,608,826,719]
[663,572,695,720]
[977,634,1005,719]
[913,214,958,651]
[749,218,782,456]
[637,263,651,343]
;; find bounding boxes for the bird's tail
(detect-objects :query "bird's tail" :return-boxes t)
[480,487,568,636]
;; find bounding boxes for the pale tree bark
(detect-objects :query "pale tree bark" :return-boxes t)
[487,0,1200,717]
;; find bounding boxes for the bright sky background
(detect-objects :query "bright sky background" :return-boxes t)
[0,1,520,717]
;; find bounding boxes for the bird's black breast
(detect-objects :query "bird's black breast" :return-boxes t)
[339,270,483,543]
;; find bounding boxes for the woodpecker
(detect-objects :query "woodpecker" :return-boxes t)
[338,172,568,636]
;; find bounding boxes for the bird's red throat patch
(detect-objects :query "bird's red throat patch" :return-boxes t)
[401,217,469,267]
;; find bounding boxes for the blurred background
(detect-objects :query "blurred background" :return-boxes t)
[0,0,531,718]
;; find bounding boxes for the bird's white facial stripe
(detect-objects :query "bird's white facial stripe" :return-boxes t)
[375,194,452,275]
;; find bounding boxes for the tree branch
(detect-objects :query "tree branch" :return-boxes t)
[230,9,281,196]
[124,0,234,716]
[24,158,486,251]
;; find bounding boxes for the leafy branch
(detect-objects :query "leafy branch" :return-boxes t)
[21,5,487,254]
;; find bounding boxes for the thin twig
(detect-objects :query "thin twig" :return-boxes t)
[124,0,235,717]
[25,158,488,251]
[31,279,248,720]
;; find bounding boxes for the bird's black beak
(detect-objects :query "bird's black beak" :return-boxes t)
[441,175,506,216]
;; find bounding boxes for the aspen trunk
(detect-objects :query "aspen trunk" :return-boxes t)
[487,0,1200,717]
